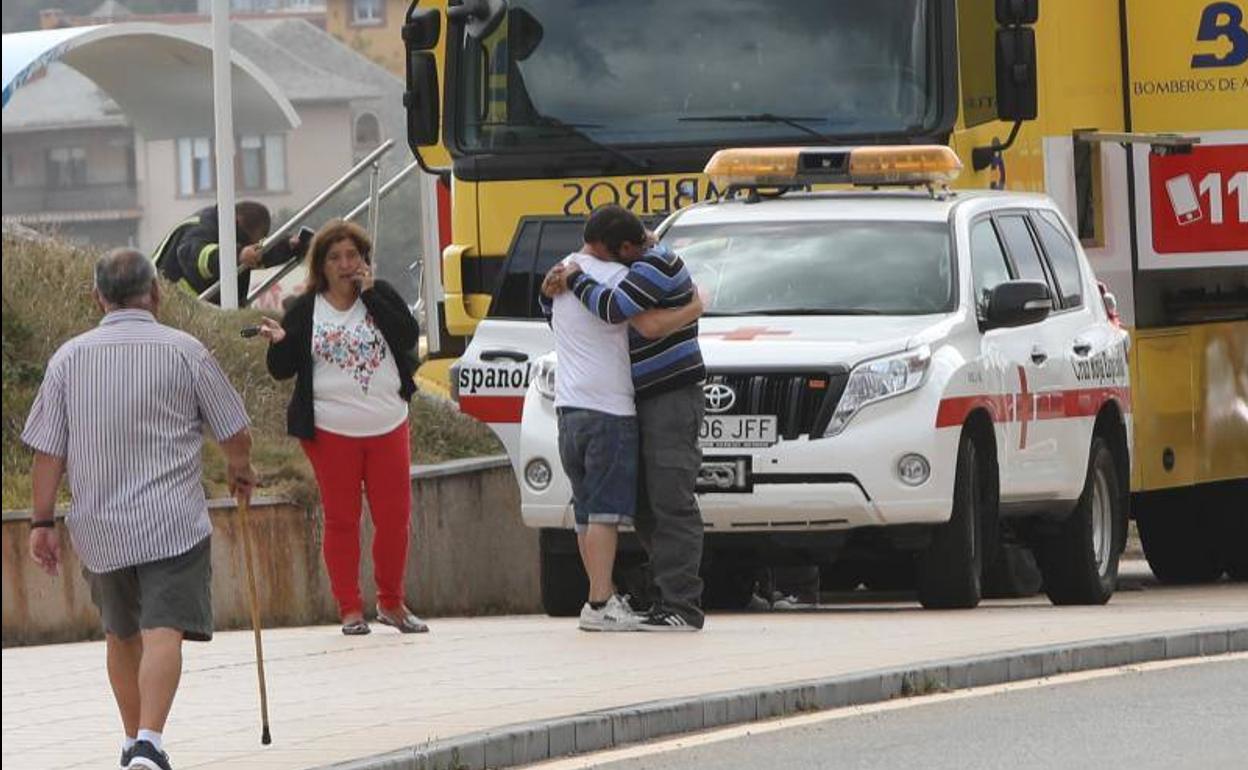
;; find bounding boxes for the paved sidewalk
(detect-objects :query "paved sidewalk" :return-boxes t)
[3,575,1246,770]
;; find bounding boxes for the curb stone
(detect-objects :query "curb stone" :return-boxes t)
[320,623,1248,770]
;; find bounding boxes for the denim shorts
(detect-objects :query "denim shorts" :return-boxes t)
[556,407,639,532]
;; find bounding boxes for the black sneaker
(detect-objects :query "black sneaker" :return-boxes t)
[126,740,172,770]
[119,745,135,770]
[637,607,702,632]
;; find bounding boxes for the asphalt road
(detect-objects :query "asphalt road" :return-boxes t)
[581,657,1248,770]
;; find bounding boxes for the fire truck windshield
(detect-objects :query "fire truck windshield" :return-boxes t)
[450,0,945,160]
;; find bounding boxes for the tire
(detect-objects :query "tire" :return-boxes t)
[1211,480,1248,582]
[1224,513,1248,581]
[1036,436,1126,605]
[1135,488,1223,584]
[918,433,984,609]
[540,548,587,617]
[982,542,1042,599]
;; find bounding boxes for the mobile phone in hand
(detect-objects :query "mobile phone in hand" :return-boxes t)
[240,325,262,338]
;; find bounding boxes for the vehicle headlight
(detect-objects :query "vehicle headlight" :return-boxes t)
[534,357,557,400]
[824,346,931,437]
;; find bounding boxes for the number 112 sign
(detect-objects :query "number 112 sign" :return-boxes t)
[1149,143,1248,256]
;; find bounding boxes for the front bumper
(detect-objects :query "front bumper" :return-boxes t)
[517,379,960,533]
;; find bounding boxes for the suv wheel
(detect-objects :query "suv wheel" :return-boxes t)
[1036,436,1125,605]
[918,433,984,609]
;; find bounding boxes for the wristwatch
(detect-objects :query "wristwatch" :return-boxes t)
[30,519,54,529]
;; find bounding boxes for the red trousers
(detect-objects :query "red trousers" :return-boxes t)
[301,422,412,617]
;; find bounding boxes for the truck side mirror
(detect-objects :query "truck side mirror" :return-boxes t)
[402,6,441,50]
[405,52,440,149]
[973,0,1040,170]
[995,27,1038,121]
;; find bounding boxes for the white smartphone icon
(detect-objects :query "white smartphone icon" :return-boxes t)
[1165,174,1202,226]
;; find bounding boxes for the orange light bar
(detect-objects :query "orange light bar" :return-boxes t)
[704,147,803,188]
[848,145,962,185]
[704,145,962,188]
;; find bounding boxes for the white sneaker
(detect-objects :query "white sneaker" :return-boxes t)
[579,594,642,631]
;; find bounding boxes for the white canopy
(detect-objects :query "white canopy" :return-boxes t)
[2,23,299,139]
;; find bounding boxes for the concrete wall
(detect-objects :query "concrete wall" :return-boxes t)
[1,456,539,647]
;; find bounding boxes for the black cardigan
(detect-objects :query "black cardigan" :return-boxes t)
[267,280,419,439]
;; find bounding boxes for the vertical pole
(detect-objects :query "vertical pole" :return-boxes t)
[367,161,382,247]
[212,0,240,309]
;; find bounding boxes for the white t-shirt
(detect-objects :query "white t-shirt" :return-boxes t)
[311,294,408,437]
[551,252,634,416]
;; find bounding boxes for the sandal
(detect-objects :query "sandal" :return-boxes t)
[377,609,429,634]
[341,619,371,636]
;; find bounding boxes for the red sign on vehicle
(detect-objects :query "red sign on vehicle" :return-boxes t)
[1149,144,1248,254]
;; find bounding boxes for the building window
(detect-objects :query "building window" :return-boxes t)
[177,135,286,195]
[177,137,214,195]
[354,112,382,150]
[352,0,383,25]
[262,134,287,192]
[47,147,88,188]
[240,135,265,190]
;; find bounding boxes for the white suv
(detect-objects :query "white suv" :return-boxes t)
[458,146,1132,613]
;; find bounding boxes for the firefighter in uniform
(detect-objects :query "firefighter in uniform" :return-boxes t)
[152,201,303,305]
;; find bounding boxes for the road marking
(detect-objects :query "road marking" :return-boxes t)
[524,652,1247,769]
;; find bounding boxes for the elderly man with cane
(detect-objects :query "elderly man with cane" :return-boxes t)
[23,248,255,770]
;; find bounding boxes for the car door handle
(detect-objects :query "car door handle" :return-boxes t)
[481,349,529,363]
[1030,346,1048,365]
[1072,340,1093,357]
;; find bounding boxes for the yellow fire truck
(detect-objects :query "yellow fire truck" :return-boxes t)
[402,0,1247,584]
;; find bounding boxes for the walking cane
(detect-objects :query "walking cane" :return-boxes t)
[238,494,273,745]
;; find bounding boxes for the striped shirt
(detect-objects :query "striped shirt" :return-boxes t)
[567,244,706,398]
[21,310,249,573]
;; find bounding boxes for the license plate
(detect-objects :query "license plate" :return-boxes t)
[699,415,778,448]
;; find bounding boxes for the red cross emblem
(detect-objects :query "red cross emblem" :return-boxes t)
[702,327,793,342]
[1015,365,1034,450]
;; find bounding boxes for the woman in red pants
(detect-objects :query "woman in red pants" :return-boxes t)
[259,219,427,635]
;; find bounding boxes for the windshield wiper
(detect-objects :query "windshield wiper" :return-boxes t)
[678,113,834,143]
[705,307,884,317]
[534,117,652,172]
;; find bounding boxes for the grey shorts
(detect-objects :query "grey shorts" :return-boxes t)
[84,536,214,642]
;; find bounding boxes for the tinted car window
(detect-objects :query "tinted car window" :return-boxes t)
[1034,210,1084,307]
[488,219,586,318]
[996,215,1050,287]
[970,219,1012,313]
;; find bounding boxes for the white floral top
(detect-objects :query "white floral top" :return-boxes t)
[310,294,407,436]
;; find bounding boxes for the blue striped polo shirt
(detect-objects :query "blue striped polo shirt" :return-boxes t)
[568,244,706,399]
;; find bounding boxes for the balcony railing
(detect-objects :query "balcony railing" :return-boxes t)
[1,182,139,216]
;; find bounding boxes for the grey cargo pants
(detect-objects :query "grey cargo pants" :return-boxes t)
[635,382,705,624]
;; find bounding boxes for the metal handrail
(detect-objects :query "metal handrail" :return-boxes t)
[198,139,396,304]
[244,158,422,305]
